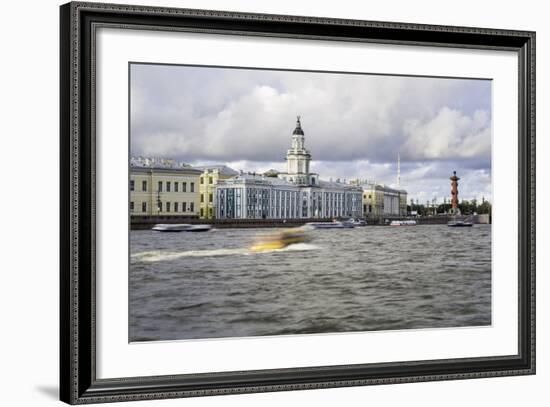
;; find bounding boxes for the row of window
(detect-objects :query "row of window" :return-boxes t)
[200,193,214,203]
[200,176,214,185]
[129,180,195,193]
[130,201,195,213]
[216,188,362,219]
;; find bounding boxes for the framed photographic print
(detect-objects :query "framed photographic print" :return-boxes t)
[60,1,535,404]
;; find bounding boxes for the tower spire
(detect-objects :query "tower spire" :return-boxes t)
[397,152,401,187]
[293,115,304,136]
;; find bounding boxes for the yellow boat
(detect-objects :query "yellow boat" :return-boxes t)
[250,228,310,253]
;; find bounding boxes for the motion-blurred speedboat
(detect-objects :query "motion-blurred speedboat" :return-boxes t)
[250,228,310,252]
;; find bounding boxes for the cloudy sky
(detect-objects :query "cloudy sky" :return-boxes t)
[130,63,492,203]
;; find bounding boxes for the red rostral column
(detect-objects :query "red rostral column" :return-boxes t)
[450,170,460,212]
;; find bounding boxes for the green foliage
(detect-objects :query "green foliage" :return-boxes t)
[408,199,492,216]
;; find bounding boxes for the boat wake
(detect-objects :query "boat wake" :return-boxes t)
[272,243,318,252]
[131,243,319,263]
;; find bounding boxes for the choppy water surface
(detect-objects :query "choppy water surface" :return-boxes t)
[130,225,491,341]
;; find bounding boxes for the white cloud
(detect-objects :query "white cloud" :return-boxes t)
[402,107,491,161]
[130,64,492,202]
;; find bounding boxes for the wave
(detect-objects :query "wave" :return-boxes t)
[131,243,319,263]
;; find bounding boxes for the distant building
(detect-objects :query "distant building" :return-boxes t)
[195,165,239,219]
[216,117,363,219]
[129,157,201,217]
[216,174,300,219]
[353,181,408,217]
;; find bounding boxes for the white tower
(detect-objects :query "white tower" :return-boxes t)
[286,116,311,176]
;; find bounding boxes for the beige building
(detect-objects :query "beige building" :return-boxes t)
[352,181,408,217]
[196,165,238,219]
[129,157,201,217]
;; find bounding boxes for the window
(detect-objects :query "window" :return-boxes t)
[200,177,204,184]
[190,182,195,192]
[182,202,187,212]
[158,181,162,192]
[182,182,187,192]
[174,202,179,212]
[142,202,147,212]
[142,180,147,192]
[174,182,179,192]
[201,194,204,203]
[190,202,194,212]
[129,179,135,191]
[209,208,213,217]
[209,193,213,203]
[200,208,204,217]
[166,202,171,212]
[166,181,171,192]
[130,201,134,212]
[209,177,213,184]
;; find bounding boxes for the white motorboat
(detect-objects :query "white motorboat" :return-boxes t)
[447,215,474,227]
[447,220,473,227]
[344,218,367,227]
[389,220,417,226]
[186,224,213,232]
[152,224,191,232]
[306,221,345,229]
[152,224,212,232]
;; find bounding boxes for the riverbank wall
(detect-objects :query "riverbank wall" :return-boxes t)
[130,214,490,230]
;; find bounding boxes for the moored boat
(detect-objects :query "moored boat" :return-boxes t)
[389,220,417,226]
[343,218,367,227]
[152,224,212,232]
[186,224,213,232]
[152,224,191,232]
[306,221,345,229]
[447,220,473,227]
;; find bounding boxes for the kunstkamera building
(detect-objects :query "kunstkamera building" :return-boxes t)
[215,118,363,220]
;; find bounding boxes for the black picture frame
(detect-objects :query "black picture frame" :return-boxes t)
[60,1,536,404]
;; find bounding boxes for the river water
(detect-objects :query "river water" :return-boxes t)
[129,225,491,342]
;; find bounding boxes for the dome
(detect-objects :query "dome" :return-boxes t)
[292,116,304,135]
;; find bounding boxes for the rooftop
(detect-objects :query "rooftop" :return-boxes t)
[193,165,239,176]
[130,156,193,169]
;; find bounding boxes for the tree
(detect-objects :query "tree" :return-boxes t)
[478,200,492,215]
[437,203,452,214]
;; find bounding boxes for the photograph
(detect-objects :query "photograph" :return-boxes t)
[128,63,493,342]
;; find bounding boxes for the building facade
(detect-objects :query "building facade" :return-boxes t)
[216,117,363,219]
[357,182,408,217]
[196,165,239,219]
[129,157,201,217]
